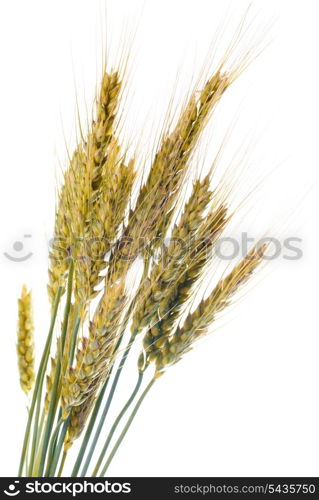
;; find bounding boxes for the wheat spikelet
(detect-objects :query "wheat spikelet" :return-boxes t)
[153,244,267,373]
[17,285,35,394]
[44,356,57,413]
[75,138,135,307]
[87,71,122,192]
[48,146,87,305]
[169,176,213,242]
[61,280,126,413]
[64,382,100,451]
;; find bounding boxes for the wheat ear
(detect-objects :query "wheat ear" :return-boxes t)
[17,285,35,394]
[48,70,132,308]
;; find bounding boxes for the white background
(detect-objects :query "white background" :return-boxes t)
[0,0,318,477]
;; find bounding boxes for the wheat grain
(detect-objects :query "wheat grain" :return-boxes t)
[64,383,100,451]
[75,138,135,307]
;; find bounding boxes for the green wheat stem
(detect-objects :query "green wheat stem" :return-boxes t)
[69,314,81,365]
[99,377,156,477]
[74,302,138,477]
[71,367,112,477]
[35,409,46,453]
[30,408,45,476]
[44,418,63,476]
[71,318,132,477]
[49,414,71,476]
[57,451,68,477]
[73,260,151,477]
[92,371,143,477]
[48,312,79,467]
[80,331,136,477]
[28,386,44,475]
[37,261,74,476]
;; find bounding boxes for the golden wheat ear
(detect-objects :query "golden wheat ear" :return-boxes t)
[17,285,35,394]
[48,69,134,310]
